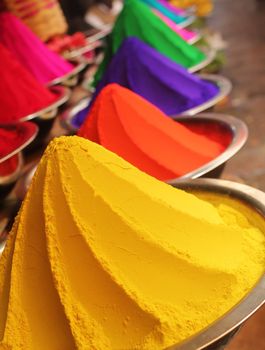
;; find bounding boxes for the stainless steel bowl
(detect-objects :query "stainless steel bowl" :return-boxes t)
[166,178,265,350]
[0,152,23,186]
[60,96,91,133]
[179,74,232,116]
[62,40,102,62]
[47,60,88,88]
[188,31,202,45]
[18,86,70,147]
[0,122,39,199]
[178,14,196,28]
[60,73,231,134]
[188,48,216,73]
[19,86,70,123]
[60,111,247,183]
[167,113,248,182]
[85,27,112,43]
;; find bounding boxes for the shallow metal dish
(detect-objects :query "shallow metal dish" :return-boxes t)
[0,122,39,198]
[167,178,265,350]
[63,40,102,61]
[60,73,231,134]
[179,74,232,116]
[47,60,88,88]
[0,152,23,187]
[60,96,91,133]
[19,86,70,123]
[188,31,202,45]
[188,48,216,73]
[167,113,248,182]
[86,26,112,43]
[178,14,196,28]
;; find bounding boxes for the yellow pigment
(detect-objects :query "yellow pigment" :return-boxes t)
[0,136,264,350]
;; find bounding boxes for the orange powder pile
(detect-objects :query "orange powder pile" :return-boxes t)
[78,84,227,180]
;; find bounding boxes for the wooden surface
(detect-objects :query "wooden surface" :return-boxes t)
[209,1,265,349]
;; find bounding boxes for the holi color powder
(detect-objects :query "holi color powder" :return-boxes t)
[140,0,187,23]
[0,43,57,123]
[78,84,225,180]
[152,9,197,42]
[156,0,186,15]
[75,37,218,128]
[1,135,263,349]
[0,122,37,159]
[93,0,206,85]
[0,12,74,84]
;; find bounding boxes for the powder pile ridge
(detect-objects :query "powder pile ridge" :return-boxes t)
[78,84,225,180]
[93,0,206,86]
[152,9,197,42]
[76,37,218,127]
[0,12,74,85]
[0,123,36,159]
[140,0,187,24]
[0,43,57,123]
[0,136,264,349]
[156,0,186,15]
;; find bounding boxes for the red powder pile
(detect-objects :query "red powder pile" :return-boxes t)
[0,43,57,123]
[78,84,228,180]
[0,122,37,159]
[0,122,37,176]
[0,155,19,177]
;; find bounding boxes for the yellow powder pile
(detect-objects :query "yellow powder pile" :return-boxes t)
[0,136,264,350]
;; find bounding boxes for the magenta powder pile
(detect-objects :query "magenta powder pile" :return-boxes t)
[0,43,57,123]
[0,12,74,85]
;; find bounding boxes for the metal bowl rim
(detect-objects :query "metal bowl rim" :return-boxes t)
[0,152,23,185]
[18,86,70,122]
[46,60,87,87]
[179,74,232,116]
[177,14,196,28]
[166,178,265,350]
[0,123,39,163]
[188,47,216,73]
[86,26,112,43]
[166,113,248,182]
[60,96,91,132]
[187,30,202,45]
[62,40,101,61]
[60,73,231,133]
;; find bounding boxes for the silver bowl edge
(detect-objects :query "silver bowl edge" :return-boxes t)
[0,152,23,186]
[178,14,196,28]
[188,47,216,73]
[47,60,88,87]
[0,123,39,164]
[166,178,265,350]
[166,113,248,182]
[179,74,232,116]
[18,86,70,122]
[60,96,91,132]
[188,31,202,45]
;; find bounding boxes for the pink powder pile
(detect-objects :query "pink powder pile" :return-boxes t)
[152,9,197,42]
[0,12,74,85]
